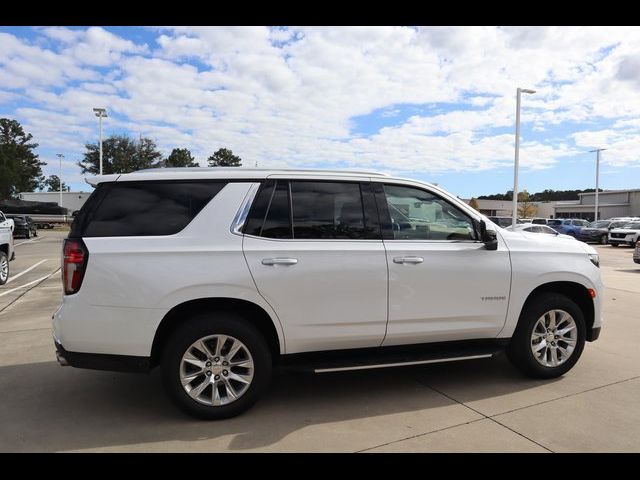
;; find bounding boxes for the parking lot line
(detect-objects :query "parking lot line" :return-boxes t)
[6,259,48,285]
[14,237,43,247]
[0,272,58,298]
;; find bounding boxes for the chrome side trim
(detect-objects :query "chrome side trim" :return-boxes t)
[313,354,493,373]
[230,183,261,236]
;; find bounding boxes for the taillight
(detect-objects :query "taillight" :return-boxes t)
[62,238,88,295]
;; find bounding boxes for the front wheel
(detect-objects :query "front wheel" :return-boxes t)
[507,293,586,379]
[161,312,272,420]
[600,234,608,245]
[611,243,618,247]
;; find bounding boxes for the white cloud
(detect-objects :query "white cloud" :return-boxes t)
[2,25,640,186]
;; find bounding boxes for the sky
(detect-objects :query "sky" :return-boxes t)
[1,26,639,198]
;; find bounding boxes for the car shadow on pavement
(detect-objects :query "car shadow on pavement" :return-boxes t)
[0,356,559,452]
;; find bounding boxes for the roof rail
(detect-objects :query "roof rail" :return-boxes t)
[131,167,390,176]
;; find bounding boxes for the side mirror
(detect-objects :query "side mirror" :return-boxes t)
[478,220,498,251]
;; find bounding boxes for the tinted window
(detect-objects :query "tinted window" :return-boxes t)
[262,181,292,239]
[291,181,371,239]
[532,218,547,224]
[548,220,562,226]
[383,185,476,241]
[243,180,276,237]
[80,181,226,237]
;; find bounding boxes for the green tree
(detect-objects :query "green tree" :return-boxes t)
[43,175,70,192]
[469,197,480,211]
[207,148,242,167]
[77,134,163,175]
[0,118,46,199]
[517,190,538,218]
[161,148,199,168]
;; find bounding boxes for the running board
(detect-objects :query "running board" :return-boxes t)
[279,339,508,374]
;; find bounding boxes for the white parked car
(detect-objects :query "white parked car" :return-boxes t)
[53,168,604,419]
[0,211,15,285]
[608,221,640,247]
[506,223,576,240]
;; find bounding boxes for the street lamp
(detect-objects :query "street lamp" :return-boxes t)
[93,108,108,175]
[512,88,536,227]
[56,153,64,207]
[589,148,606,221]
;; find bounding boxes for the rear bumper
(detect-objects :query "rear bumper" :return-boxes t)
[54,339,150,373]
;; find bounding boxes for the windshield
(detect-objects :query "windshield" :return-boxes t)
[548,220,562,225]
[588,220,609,228]
[622,223,640,229]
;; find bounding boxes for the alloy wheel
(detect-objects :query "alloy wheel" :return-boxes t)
[0,256,8,282]
[530,309,578,367]
[179,334,254,406]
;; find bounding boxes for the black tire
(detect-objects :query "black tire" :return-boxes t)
[0,251,8,285]
[600,235,607,245]
[161,312,272,420]
[507,292,586,379]
[25,230,30,239]
[611,243,618,247]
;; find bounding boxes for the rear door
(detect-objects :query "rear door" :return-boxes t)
[242,178,388,353]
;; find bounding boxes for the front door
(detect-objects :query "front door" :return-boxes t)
[377,182,511,346]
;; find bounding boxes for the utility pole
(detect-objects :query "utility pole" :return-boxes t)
[93,108,108,175]
[512,87,536,227]
[589,148,606,221]
[56,153,64,207]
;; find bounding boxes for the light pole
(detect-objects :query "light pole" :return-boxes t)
[93,108,108,175]
[56,153,64,207]
[589,148,606,221]
[512,87,536,227]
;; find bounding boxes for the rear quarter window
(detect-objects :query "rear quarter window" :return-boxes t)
[72,181,227,237]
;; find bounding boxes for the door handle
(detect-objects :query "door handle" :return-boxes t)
[393,256,424,264]
[261,258,298,266]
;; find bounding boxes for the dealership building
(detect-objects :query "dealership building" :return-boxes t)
[466,188,640,221]
[19,191,92,213]
[553,189,640,221]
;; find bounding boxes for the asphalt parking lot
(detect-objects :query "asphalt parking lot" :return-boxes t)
[1,230,639,452]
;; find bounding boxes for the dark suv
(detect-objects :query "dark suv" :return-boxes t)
[7,215,37,239]
[577,220,629,245]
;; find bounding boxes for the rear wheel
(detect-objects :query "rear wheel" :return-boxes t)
[507,293,586,379]
[611,243,618,247]
[161,312,272,420]
[0,252,8,285]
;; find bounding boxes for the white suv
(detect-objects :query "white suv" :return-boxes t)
[0,210,15,285]
[53,168,604,419]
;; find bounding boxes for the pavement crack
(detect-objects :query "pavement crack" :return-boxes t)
[0,268,60,314]
[489,375,640,418]
[356,417,486,453]
[415,378,555,453]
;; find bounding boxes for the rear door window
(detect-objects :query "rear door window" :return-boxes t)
[76,181,227,237]
[243,180,380,240]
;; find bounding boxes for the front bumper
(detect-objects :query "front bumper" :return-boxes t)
[609,238,635,246]
[577,231,606,243]
[54,339,150,373]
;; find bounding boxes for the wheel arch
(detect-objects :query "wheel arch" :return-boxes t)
[150,297,283,368]
[522,281,595,341]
